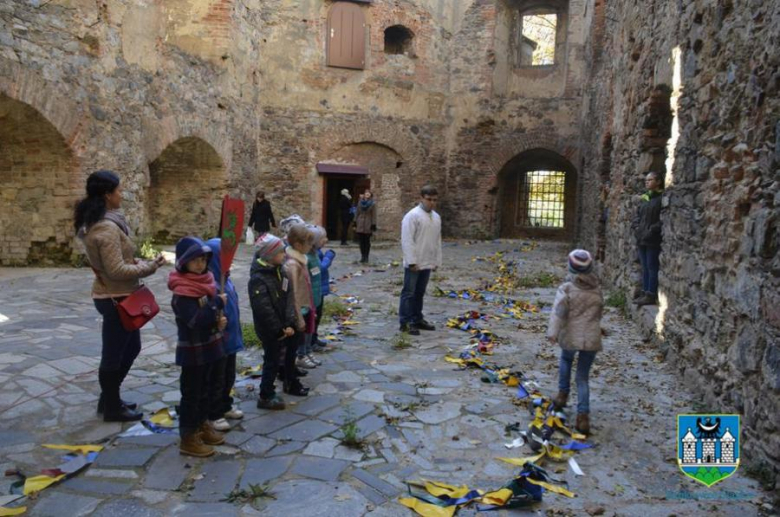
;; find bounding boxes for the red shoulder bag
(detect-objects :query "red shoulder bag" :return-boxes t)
[93,268,159,331]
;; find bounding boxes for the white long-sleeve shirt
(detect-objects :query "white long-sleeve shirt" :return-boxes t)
[401,205,442,270]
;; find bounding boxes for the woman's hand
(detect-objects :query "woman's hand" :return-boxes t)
[283,327,294,337]
[219,294,228,305]
[218,316,228,331]
[154,254,167,267]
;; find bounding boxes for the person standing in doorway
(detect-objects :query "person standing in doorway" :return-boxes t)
[399,185,442,336]
[355,189,377,263]
[632,171,663,306]
[248,191,276,235]
[75,170,165,422]
[338,188,353,245]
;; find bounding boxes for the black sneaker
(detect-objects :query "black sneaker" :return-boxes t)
[257,395,286,410]
[400,324,420,336]
[415,320,435,331]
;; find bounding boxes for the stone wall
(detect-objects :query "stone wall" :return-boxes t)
[577,0,780,484]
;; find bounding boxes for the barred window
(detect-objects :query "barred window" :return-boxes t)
[517,170,566,228]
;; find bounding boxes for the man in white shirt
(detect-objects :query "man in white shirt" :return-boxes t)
[399,185,442,335]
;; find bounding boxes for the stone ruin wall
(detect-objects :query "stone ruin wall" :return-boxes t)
[577,0,780,484]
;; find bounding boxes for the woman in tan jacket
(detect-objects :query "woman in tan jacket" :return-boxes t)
[546,249,603,435]
[75,171,165,422]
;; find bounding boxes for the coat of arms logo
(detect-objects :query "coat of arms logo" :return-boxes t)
[677,414,740,487]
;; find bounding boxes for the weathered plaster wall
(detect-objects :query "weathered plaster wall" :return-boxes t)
[578,0,780,484]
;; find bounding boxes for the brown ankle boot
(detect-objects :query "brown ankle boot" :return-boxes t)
[198,422,225,446]
[552,391,569,409]
[180,432,215,457]
[575,413,590,435]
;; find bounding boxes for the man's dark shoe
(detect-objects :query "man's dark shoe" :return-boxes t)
[400,324,420,336]
[257,395,286,410]
[283,380,310,397]
[104,406,143,423]
[295,367,309,377]
[97,394,137,414]
[635,293,658,307]
[415,320,435,331]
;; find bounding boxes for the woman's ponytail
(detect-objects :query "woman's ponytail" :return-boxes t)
[73,170,120,232]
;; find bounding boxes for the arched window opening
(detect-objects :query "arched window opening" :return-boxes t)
[520,9,558,66]
[384,25,414,56]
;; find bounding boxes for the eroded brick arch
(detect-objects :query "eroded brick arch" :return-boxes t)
[320,122,425,174]
[146,136,229,242]
[485,131,579,187]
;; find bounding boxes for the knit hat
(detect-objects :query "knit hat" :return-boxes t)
[175,236,212,273]
[279,214,305,236]
[568,249,593,274]
[307,224,326,249]
[255,233,285,261]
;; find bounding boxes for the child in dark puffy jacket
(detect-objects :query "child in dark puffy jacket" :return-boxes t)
[248,233,298,409]
[168,237,228,457]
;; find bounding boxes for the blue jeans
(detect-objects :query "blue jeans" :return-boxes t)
[638,246,661,294]
[558,349,597,415]
[399,268,431,325]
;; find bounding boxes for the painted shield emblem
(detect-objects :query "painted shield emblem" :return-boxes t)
[677,414,740,487]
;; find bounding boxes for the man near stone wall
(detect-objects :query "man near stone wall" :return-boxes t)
[399,185,442,336]
[632,171,663,306]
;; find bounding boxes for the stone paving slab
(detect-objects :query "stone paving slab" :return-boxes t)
[239,456,294,489]
[257,479,372,516]
[290,456,350,482]
[142,446,191,491]
[239,435,276,455]
[91,498,164,517]
[318,401,376,425]
[289,394,342,416]
[62,477,136,495]
[241,412,305,435]
[189,459,241,502]
[95,447,159,468]
[30,491,102,517]
[171,502,240,516]
[268,418,339,442]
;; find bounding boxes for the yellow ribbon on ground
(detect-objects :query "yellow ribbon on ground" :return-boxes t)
[341,320,360,326]
[398,498,455,517]
[22,474,65,495]
[0,507,26,516]
[41,444,103,454]
[423,481,473,499]
[497,451,546,466]
[149,408,175,427]
[526,478,576,498]
[479,488,514,506]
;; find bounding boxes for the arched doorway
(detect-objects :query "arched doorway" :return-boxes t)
[497,148,577,238]
[0,93,78,265]
[318,142,405,241]
[147,137,227,242]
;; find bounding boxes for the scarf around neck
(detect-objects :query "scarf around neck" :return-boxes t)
[359,199,375,211]
[104,210,130,235]
[168,270,217,298]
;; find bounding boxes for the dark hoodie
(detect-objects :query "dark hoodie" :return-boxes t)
[248,252,298,344]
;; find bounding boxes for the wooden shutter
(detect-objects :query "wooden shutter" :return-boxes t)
[327,2,366,70]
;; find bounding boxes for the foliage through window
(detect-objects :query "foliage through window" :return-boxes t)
[518,170,566,228]
[520,13,557,66]
[384,25,414,55]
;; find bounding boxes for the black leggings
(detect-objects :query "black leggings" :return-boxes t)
[179,356,226,436]
[358,233,371,260]
[94,298,141,373]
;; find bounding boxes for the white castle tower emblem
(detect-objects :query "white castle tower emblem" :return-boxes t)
[679,417,737,467]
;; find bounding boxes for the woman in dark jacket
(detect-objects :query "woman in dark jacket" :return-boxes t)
[355,189,377,263]
[632,171,663,306]
[248,191,276,234]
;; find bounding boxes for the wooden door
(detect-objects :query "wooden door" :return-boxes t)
[327,2,366,69]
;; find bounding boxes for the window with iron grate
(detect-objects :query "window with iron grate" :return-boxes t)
[517,170,566,228]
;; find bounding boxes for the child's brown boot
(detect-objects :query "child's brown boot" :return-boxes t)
[180,432,215,457]
[552,391,568,409]
[575,413,590,436]
[199,422,226,446]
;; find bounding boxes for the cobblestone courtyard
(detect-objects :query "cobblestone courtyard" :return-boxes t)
[0,241,771,516]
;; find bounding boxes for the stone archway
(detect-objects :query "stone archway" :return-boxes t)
[496,148,577,238]
[147,137,227,242]
[0,93,79,265]
[317,142,406,240]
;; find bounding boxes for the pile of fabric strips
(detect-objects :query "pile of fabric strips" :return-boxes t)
[399,462,573,516]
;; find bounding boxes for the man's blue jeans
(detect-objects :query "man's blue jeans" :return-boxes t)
[558,349,597,415]
[399,267,431,326]
[638,246,661,294]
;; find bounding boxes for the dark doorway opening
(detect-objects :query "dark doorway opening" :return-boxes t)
[323,174,370,243]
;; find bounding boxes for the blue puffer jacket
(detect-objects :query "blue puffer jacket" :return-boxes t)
[206,238,245,355]
[318,248,336,297]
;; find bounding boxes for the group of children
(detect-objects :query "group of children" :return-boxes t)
[168,217,336,457]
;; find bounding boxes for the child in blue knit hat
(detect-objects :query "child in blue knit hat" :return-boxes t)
[169,236,228,457]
